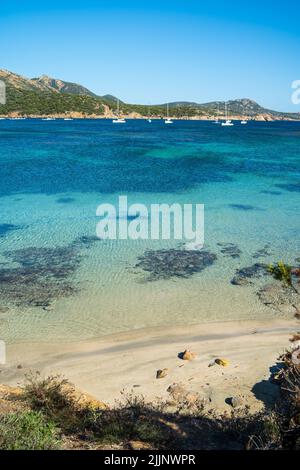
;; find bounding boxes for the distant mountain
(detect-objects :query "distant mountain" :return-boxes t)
[0,69,106,116]
[31,75,97,97]
[0,69,54,93]
[0,69,299,120]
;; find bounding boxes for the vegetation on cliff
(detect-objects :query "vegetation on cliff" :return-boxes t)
[1,69,299,119]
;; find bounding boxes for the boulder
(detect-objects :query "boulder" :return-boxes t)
[215,358,230,367]
[180,350,196,361]
[156,368,169,379]
[230,396,244,408]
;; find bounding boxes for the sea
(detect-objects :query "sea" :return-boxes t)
[0,118,299,343]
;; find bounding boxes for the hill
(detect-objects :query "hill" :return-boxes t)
[0,69,299,120]
[31,75,97,97]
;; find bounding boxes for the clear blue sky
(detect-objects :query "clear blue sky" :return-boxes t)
[1,0,300,111]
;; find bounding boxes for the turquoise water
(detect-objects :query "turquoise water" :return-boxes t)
[0,119,299,343]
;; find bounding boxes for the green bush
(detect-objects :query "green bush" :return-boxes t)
[0,411,61,450]
[23,372,82,432]
[24,372,74,415]
[85,395,168,446]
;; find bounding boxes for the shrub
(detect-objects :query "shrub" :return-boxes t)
[84,394,169,447]
[23,372,81,432]
[0,411,60,450]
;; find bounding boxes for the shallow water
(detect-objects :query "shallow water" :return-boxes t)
[0,119,299,343]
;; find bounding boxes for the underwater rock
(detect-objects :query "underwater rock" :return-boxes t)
[0,224,23,238]
[56,197,75,204]
[228,204,259,211]
[252,245,273,259]
[0,244,82,308]
[218,243,242,259]
[73,235,101,248]
[257,282,299,313]
[135,249,217,281]
[260,190,282,196]
[231,263,267,286]
[276,183,300,193]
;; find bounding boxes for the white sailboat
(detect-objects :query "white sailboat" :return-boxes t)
[164,103,173,124]
[112,99,126,123]
[241,103,247,124]
[147,106,152,122]
[221,101,234,126]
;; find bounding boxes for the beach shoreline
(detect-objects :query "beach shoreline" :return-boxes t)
[1,317,298,414]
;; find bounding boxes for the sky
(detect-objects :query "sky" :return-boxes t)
[1,0,300,111]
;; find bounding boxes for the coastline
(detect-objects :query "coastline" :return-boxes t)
[1,113,300,121]
[2,317,298,414]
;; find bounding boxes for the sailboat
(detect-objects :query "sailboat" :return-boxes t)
[112,99,126,123]
[221,101,234,126]
[164,103,173,124]
[147,106,152,122]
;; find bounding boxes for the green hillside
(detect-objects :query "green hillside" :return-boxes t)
[1,86,105,115]
[0,69,299,119]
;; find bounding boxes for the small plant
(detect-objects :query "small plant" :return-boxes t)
[85,394,169,447]
[23,372,82,432]
[0,411,61,450]
[268,261,297,292]
[247,413,282,450]
[23,372,74,415]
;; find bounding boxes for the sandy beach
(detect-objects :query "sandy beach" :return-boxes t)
[1,318,298,414]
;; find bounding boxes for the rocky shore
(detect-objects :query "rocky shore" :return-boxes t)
[0,112,299,121]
